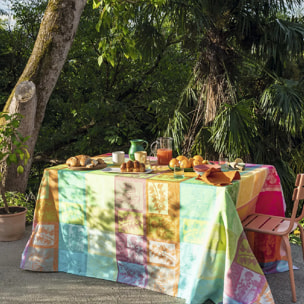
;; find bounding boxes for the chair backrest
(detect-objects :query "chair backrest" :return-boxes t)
[291,173,304,223]
[274,174,304,235]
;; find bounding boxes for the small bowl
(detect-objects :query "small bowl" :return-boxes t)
[194,164,221,174]
[168,165,194,172]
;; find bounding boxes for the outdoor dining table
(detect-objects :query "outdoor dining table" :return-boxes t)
[20,154,287,304]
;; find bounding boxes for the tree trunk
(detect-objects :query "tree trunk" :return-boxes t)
[2,0,86,192]
[181,31,237,155]
[4,81,37,192]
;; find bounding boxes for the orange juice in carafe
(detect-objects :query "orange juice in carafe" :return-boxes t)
[151,137,173,165]
[157,148,173,165]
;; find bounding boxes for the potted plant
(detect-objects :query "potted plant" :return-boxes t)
[0,112,30,241]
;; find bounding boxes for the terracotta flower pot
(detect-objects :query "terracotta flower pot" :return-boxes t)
[0,206,27,241]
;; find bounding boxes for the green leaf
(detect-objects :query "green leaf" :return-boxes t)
[93,0,102,9]
[107,55,115,67]
[11,119,20,128]
[8,153,18,164]
[24,148,30,160]
[19,152,24,160]
[17,165,24,174]
[23,135,31,142]
[98,55,104,66]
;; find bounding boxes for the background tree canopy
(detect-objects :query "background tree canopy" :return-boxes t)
[1,0,304,212]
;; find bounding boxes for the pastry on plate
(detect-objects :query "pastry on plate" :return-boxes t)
[126,160,134,172]
[66,156,79,167]
[120,162,127,172]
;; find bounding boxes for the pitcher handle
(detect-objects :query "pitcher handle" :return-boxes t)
[150,141,157,152]
[143,140,149,150]
[151,141,159,157]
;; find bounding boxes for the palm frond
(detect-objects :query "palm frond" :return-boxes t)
[288,142,304,174]
[260,79,304,134]
[254,18,304,62]
[166,109,189,155]
[178,85,198,109]
[210,99,257,158]
[135,21,166,60]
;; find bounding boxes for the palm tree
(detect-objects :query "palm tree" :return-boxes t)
[168,0,304,209]
[165,1,304,148]
[96,0,304,210]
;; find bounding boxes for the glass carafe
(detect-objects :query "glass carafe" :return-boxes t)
[150,137,173,165]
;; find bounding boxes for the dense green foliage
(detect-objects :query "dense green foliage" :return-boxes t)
[1,0,304,215]
[39,1,193,159]
[1,0,193,195]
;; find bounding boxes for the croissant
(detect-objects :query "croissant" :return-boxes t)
[66,157,79,167]
[75,155,91,167]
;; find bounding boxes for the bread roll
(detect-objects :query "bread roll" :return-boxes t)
[97,158,105,164]
[140,163,145,172]
[78,155,90,167]
[126,160,134,168]
[66,157,79,167]
[120,163,127,172]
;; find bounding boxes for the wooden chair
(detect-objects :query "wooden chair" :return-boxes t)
[242,173,304,303]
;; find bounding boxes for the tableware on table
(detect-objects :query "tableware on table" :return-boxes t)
[134,151,147,163]
[66,155,106,170]
[68,163,107,171]
[234,158,244,164]
[229,158,245,171]
[150,137,173,165]
[112,151,125,165]
[101,167,153,174]
[229,162,246,171]
[168,165,194,172]
[174,165,184,179]
[145,156,152,170]
[150,142,157,158]
[128,139,148,161]
[219,155,229,171]
[194,164,221,175]
[149,156,158,166]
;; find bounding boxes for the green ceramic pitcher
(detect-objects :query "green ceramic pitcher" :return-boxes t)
[128,139,148,161]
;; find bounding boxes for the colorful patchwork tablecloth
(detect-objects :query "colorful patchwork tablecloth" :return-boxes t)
[21,158,286,304]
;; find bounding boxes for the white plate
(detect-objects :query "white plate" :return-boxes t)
[68,164,107,171]
[101,167,153,174]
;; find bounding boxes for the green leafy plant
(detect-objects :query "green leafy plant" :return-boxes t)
[0,112,30,214]
[0,191,35,223]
